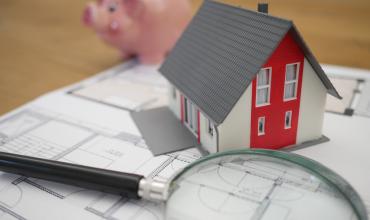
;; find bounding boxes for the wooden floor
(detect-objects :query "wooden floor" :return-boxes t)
[0,0,369,114]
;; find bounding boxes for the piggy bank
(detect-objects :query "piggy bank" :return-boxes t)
[83,0,192,64]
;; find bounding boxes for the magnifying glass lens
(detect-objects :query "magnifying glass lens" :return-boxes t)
[165,151,361,220]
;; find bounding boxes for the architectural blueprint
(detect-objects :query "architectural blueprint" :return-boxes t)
[0,86,201,220]
[324,64,370,118]
[0,61,369,219]
[70,64,168,111]
[167,156,358,220]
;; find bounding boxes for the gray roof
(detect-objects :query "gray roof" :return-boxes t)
[159,0,341,125]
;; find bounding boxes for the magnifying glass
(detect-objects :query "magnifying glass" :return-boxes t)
[0,149,367,220]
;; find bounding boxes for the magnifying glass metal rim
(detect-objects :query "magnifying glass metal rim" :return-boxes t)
[168,149,368,220]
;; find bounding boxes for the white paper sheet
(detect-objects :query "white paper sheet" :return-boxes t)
[0,62,201,220]
[0,61,369,219]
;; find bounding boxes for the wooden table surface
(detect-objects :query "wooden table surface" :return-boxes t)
[0,0,369,115]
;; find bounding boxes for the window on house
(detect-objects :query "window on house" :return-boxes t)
[258,117,265,136]
[285,111,292,129]
[193,108,198,134]
[256,68,271,106]
[183,97,198,134]
[189,103,198,133]
[207,119,214,136]
[284,63,299,100]
[172,86,176,99]
[184,97,188,123]
[188,102,193,129]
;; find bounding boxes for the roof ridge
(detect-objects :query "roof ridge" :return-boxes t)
[208,0,293,25]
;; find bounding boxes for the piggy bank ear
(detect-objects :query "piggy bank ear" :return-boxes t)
[122,0,144,17]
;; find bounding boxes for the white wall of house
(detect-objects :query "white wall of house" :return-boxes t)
[168,85,181,120]
[168,84,218,153]
[296,58,327,143]
[217,85,253,152]
[199,112,217,153]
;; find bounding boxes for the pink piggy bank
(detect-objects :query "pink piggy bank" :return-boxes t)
[83,0,192,64]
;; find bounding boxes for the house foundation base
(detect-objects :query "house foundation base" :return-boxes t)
[282,135,330,152]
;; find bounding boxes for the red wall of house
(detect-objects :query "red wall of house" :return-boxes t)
[250,30,304,149]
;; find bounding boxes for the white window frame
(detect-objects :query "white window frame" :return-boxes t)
[256,67,272,107]
[285,111,292,129]
[283,63,300,101]
[258,117,265,136]
[183,97,198,137]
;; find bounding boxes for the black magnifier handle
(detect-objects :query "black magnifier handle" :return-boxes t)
[0,152,166,200]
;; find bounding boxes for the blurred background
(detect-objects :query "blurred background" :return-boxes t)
[0,0,369,115]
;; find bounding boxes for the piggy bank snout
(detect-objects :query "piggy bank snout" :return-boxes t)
[83,5,94,26]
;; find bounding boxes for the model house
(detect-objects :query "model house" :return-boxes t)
[159,1,341,153]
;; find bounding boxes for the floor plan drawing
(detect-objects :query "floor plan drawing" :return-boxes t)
[70,64,168,111]
[0,62,369,219]
[167,157,358,220]
[0,106,201,220]
[325,77,370,118]
[324,65,370,118]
